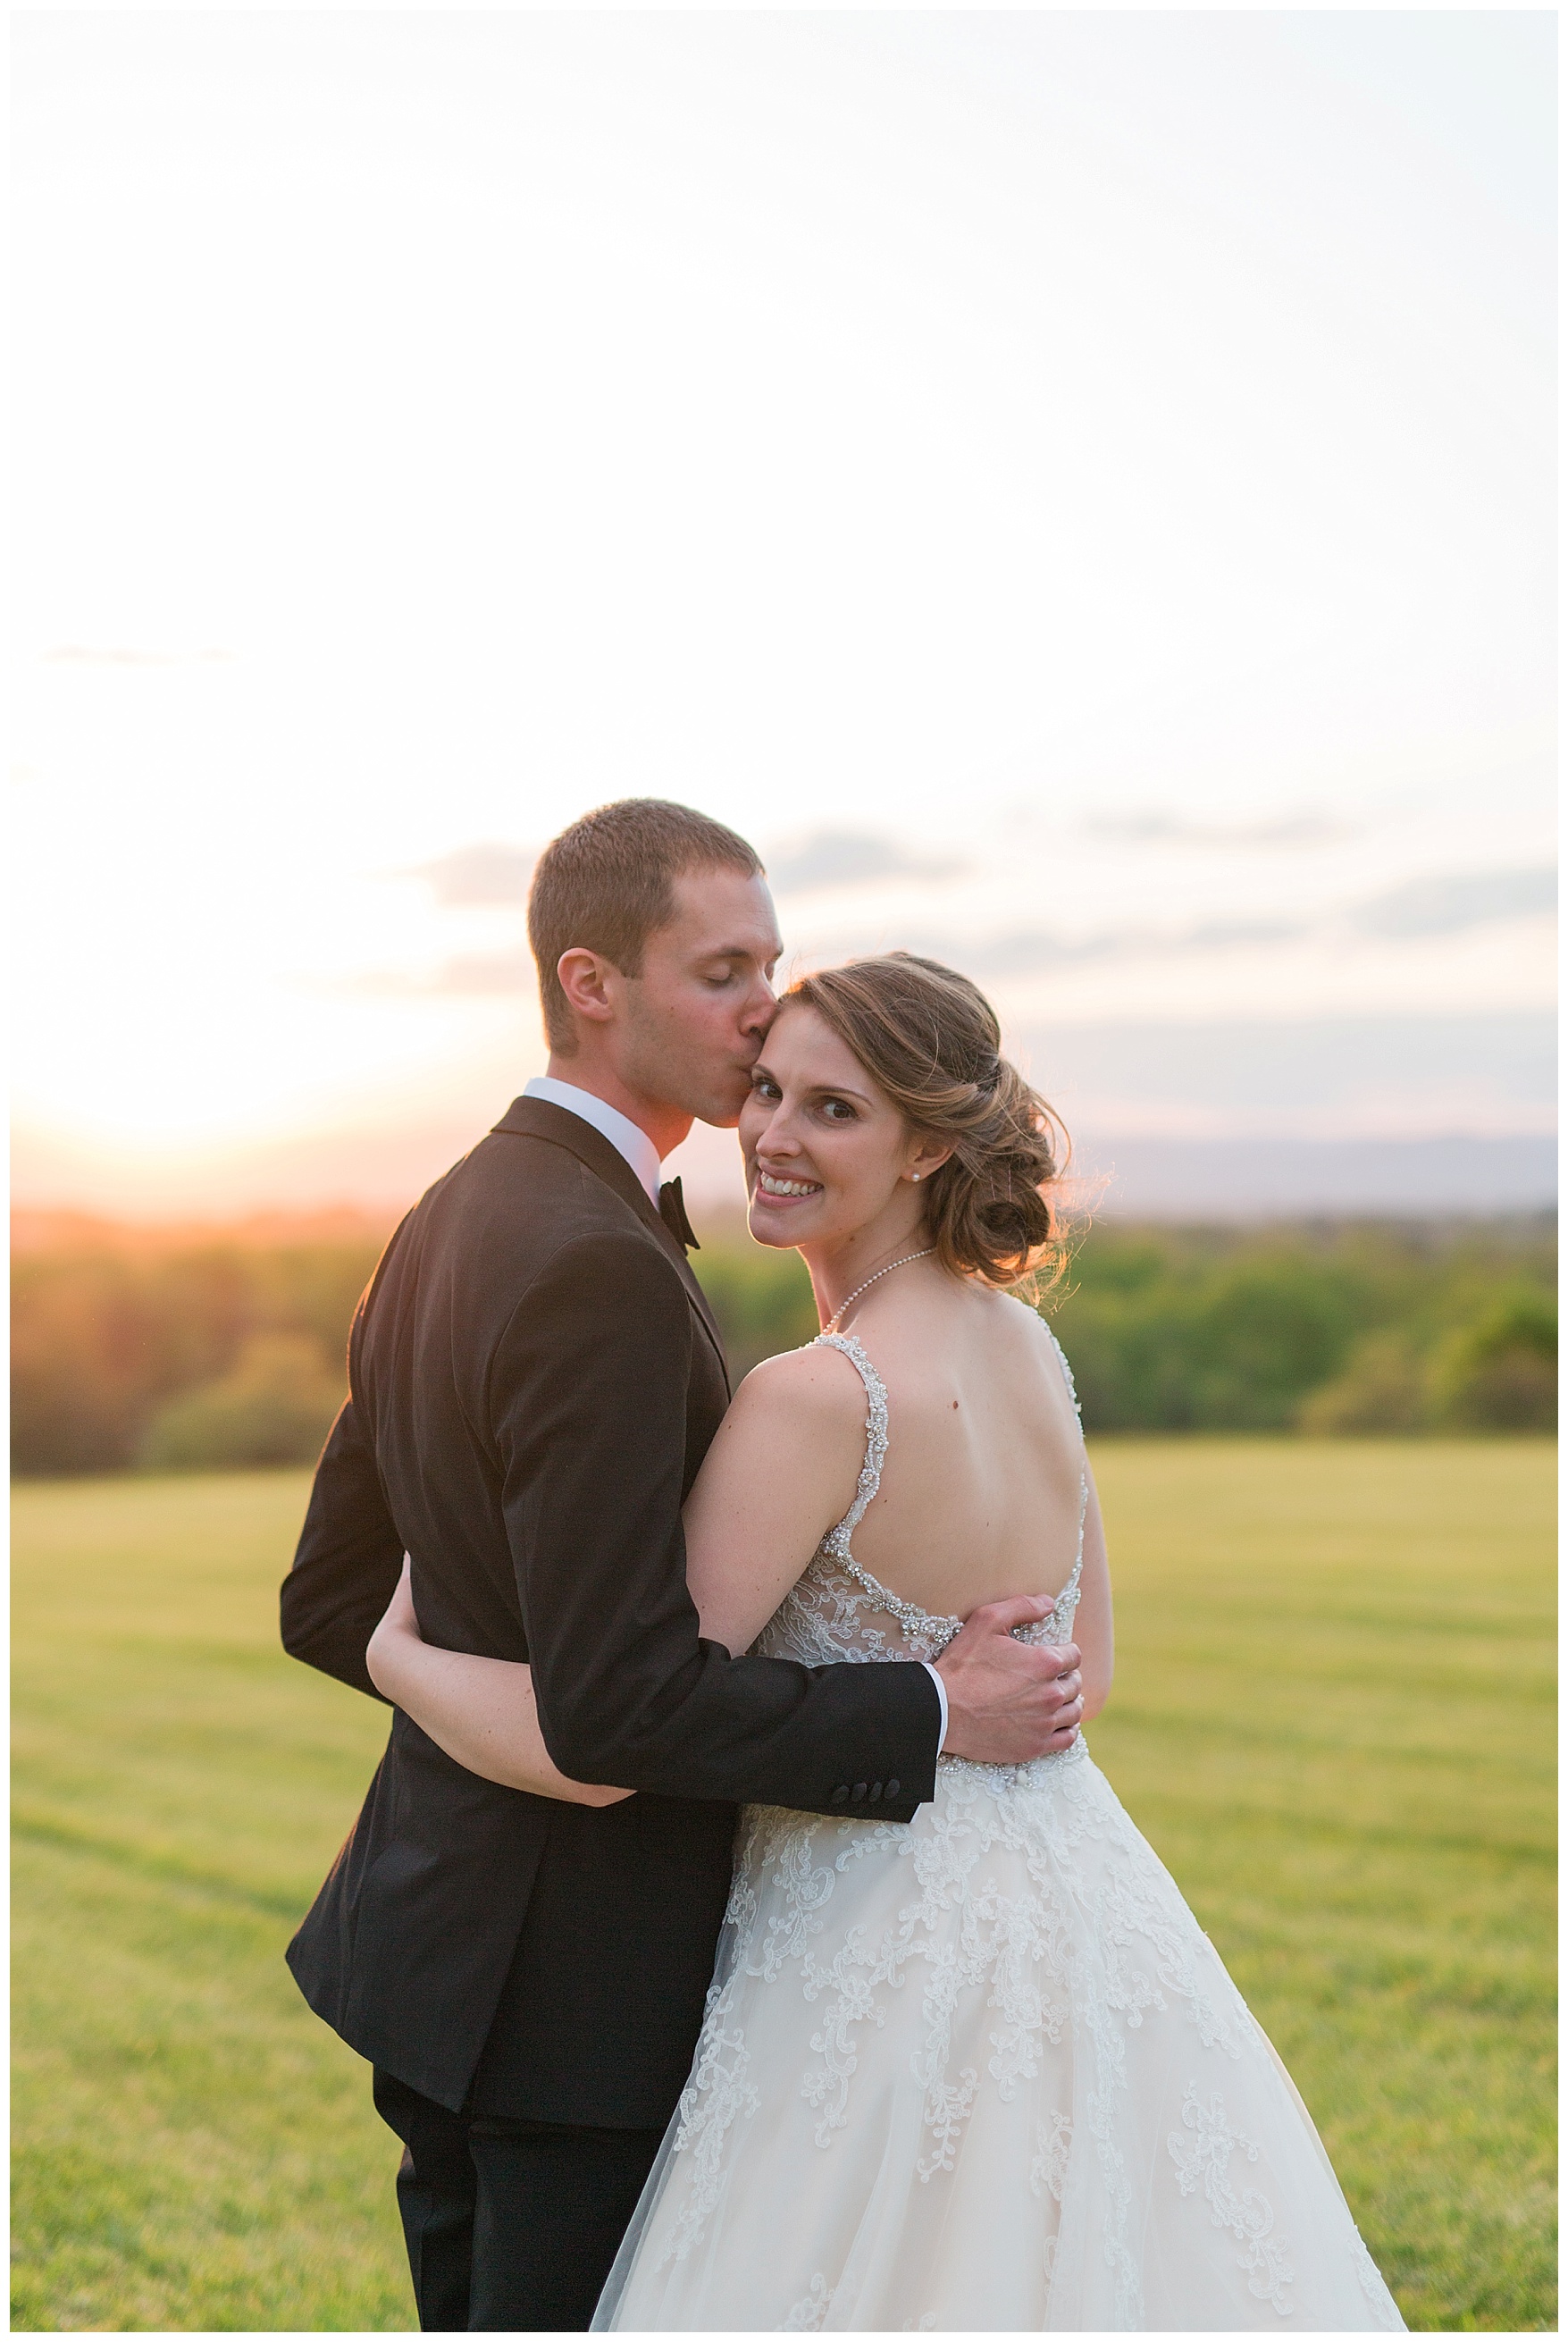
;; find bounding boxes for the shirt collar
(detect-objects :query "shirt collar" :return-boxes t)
[522,1075,664,1204]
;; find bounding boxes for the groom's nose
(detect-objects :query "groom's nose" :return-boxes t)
[740,975,777,1037]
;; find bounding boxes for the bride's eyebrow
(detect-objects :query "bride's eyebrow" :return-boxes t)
[750,1064,874,1106]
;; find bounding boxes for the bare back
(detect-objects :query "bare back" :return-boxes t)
[839,1282,1085,1622]
[682,1265,1111,1716]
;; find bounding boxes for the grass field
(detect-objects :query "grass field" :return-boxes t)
[12,1445,1555,2332]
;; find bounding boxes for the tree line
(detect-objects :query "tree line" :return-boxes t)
[10,1209,1555,1477]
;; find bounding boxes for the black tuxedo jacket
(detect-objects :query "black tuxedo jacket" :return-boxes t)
[281,1096,941,2121]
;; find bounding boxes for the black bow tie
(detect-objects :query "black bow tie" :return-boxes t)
[658,1177,700,1252]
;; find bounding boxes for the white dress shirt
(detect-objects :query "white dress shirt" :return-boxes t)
[520,1072,950,1755]
[523,1074,663,1202]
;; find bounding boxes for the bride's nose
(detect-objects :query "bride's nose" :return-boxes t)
[759,1112,805,1160]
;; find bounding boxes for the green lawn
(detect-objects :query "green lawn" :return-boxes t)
[12,1445,1556,2331]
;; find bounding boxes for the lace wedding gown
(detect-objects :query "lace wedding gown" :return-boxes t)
[595,1326,1406,2332]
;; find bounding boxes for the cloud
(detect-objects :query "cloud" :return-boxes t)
[404,843,537,905]
[907,918,1304,978]
[41,645,235,666]
[1175,919,1307,952]
[1351,865,1557,938]
[957,928,1124,977]
[767,829,968,895]
[896,865,1554,979]
[427,950,535,994]
[348,949,534,997]
[401,829,969,909]
[352,860,1555,1003]
[1083,810,1354,850]
[1020,1010,1557,1129]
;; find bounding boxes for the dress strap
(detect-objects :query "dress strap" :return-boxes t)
[1045,1326,1087,1625]
[1044,1323,1082,1418]
[812,1332,889,1543]
[811,1332,965,1651]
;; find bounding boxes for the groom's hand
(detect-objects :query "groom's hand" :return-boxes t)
[935,1597,1084,1765]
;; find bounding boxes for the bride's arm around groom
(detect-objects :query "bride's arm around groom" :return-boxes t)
[276,798,1082,2334]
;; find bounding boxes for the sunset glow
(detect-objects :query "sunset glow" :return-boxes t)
[13,13,1554,1218]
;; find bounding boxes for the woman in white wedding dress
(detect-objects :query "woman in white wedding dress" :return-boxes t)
[368,953,1405,2333]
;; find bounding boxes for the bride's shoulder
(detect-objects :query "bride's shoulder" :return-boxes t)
[989,1284,1057,1339]
[730,1337,870,1431]
[709,1339,869,1488]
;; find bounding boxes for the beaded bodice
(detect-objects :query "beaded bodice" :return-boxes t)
[753,1318,1087,1672]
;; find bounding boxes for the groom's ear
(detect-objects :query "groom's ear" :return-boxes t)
[555,947,623,1031]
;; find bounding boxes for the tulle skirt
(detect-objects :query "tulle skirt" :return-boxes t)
[594,1741,1405,2332]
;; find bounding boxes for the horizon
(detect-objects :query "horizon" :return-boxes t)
[12,1158,1558,1249]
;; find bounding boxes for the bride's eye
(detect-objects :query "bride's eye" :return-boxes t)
[821,1097,857,1122]
[752,1076,782,1102]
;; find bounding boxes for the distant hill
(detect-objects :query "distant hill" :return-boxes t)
[1073,1135,1557,1220]
[12,1207,1555,1473]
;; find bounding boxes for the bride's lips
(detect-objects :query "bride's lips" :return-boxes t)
[752,1169,824,1208]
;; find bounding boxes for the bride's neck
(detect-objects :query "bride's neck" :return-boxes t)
[801,1215,937,1330]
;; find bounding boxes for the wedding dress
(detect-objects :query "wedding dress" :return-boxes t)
[594,1322,1406,2332]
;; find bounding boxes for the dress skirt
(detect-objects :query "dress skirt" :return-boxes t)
[593,1740,1405,2332]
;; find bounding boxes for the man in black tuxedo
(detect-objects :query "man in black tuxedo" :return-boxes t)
[281,799,1085,2331]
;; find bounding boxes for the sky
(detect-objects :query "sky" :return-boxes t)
[11,11,1556,1219]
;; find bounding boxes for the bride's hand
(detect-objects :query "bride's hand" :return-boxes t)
[366,1553,422,1695]
[363,1557,633,1808]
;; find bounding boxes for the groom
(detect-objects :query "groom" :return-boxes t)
[280,798,1085,2332]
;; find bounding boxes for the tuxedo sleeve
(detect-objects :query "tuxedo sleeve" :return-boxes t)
[279,1395,405,1700]
[494,1231,942,1821]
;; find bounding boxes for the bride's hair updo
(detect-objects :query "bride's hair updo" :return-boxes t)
[781,953,1069,1290]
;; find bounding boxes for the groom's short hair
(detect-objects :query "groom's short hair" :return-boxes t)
[529,798,764,1052]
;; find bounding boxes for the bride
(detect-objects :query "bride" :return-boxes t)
[367,952,1405,2332]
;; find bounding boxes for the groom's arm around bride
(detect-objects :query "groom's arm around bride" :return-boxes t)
[278,799,1079,2333]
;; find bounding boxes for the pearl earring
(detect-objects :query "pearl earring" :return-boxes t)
[911,1172,922,1183]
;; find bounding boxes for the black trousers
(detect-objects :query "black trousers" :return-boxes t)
[373,2069,666,2332]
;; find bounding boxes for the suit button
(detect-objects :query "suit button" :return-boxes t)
[830,1785,851,1806]
[885,1778,900,1799]
[851,1782,868,1803]
[867,1781,883,1802]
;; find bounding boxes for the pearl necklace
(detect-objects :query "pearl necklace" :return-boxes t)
[826,1247,937,1333]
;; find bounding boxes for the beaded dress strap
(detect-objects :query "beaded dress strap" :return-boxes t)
[1044,1321,1087,1614]
[1044,1323,1082,1417]
[813,1333,889,1543]
[811,1333,964,1649]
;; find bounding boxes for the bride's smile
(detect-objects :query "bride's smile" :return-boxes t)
[740,1004,952,1304]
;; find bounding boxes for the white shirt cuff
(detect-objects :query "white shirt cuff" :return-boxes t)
[922,1660,949,1754]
